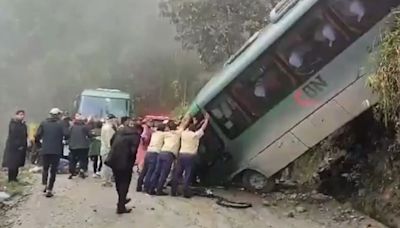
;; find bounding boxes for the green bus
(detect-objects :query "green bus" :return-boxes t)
[74,88,133,119]
[188,0,400,191]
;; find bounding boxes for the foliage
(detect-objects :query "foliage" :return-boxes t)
[131,52,203,116]
[0,171,33,196]
[171,102,190,119]
[159,0,278,68]
[368,14,400,126]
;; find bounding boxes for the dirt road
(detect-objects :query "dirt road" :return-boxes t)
[8,173,386,228]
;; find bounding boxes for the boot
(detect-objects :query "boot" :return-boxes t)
[170,187,178,197]
[116,204,132,214]
[79,170,87,179]
[156,190,168,196]
[171,192,178,197]
[45,190,54,198]
[183,189,192,199]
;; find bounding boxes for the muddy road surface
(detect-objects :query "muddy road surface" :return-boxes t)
[7,173,386,228]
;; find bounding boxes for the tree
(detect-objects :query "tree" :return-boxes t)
[129,51,203,116]
[159,0,278,69]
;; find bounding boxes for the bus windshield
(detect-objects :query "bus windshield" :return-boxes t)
[78,95,130,118]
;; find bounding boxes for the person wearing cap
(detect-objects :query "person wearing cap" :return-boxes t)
[2,110,28,182]
[100,114,117,187]
[136,122,166,194]
[35,108,68,197]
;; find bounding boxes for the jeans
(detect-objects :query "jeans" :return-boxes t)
[150,152,174,193]
[113,169,132,207]
[69,148,89,174]
[90,155,102,173]
[171,153,195,195]
[42,154,60,191]
[137,152,158,191]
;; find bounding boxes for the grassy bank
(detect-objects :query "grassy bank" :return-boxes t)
[0,169,35,197]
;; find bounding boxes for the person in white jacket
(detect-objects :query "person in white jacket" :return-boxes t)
[101,114,117,187]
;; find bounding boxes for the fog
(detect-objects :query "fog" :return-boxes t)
[0,0,186,120]
[0,0,197,148]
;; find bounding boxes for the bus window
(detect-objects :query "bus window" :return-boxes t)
[276,4,350,81]
[229,56,295,120]
[314,23,339,48]
[206,94,251,138]
[328,0,397,35]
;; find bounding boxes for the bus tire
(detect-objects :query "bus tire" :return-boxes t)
[242,170,275,193]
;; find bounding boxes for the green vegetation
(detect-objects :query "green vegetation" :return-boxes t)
[0,171,34,197]
[171,102,189,119]
[160,0,278,69]
[368,13,400,126]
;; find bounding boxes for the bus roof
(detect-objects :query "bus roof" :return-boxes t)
[191,0,317,109]
[81,88,131,99]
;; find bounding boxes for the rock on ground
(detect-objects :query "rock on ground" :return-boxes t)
[0,191,11,202]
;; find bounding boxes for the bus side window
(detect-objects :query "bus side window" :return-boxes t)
[275,4,350,82]
[206,94,251,139]
[328,0,397,35]
[228,54,295,121]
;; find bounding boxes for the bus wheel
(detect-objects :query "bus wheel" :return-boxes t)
[242,170,275,193]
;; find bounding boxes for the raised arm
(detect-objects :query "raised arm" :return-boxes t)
[200,113,210,132]
[179,114,192,130]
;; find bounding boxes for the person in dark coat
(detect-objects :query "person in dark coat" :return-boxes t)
[106,119,140,214]
[2,110,28,182]
[68,114,91,179]
[35,108,68,198]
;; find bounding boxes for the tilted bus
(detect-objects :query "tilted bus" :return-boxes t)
[187,0,400,191]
